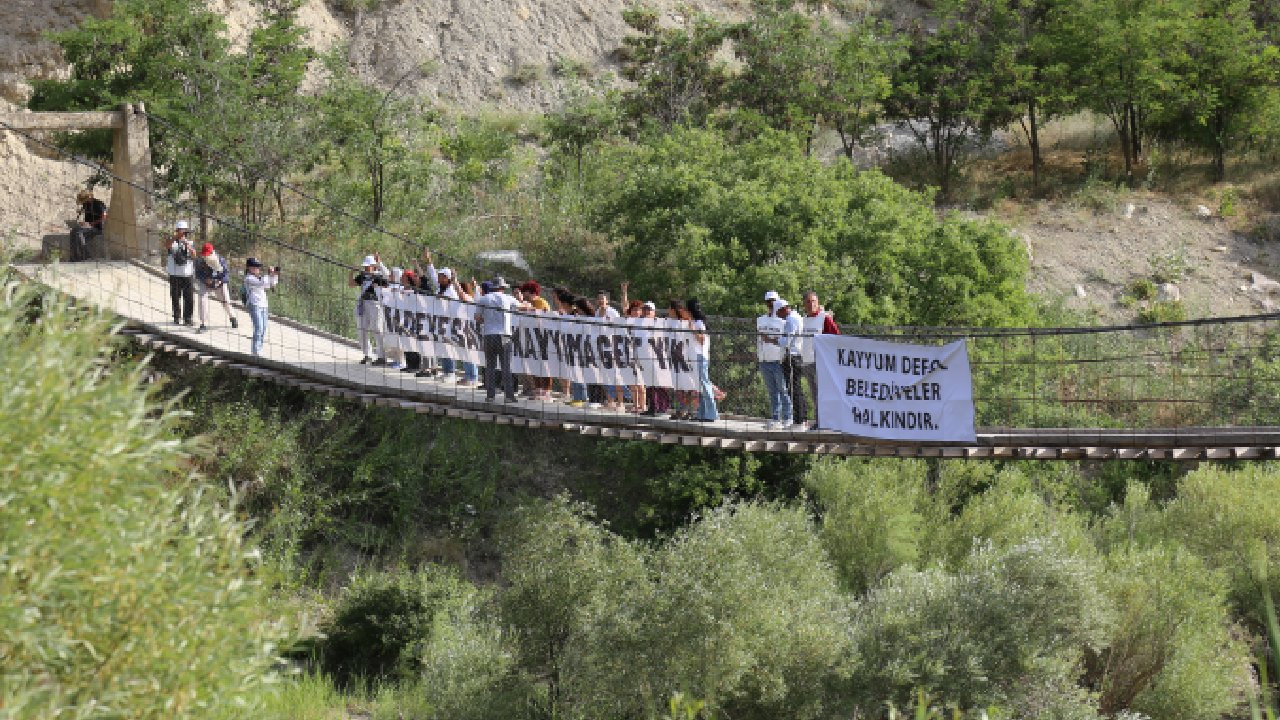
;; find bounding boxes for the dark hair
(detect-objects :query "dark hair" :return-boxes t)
[686,298,707,323]
[572,297,595,316]
[553,285,575,305]
[667,300,691,322]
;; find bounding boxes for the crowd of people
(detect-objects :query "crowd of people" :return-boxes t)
[159,226,840,429]
[345,249,840,430]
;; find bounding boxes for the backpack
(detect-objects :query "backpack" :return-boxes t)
[172,241,191,266]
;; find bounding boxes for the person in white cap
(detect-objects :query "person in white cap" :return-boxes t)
[242,257,279,356]
[350,253,389,364]
[165,220,197,326]
[420,249,478,385]
[777,299,807,430]
[763,290,780,317]
[474,275,529,403]
[757,296,791,429]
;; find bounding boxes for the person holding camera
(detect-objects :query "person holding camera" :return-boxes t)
[351,253,390,365]
[194,242,238,333]
[243,258,279,356]
[165,220,196,326]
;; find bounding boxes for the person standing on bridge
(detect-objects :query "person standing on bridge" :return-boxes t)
[243,258,279,356]
[195,242,238,333]
[165,220,196,327]
[777,300,808,431]
[799,291,839,429]
[72,189,107,261]
[351,254,389,365]
[475,276,528,404]
[757,296,790,430]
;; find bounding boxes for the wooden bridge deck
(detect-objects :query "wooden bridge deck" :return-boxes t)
[16,260,1280,461]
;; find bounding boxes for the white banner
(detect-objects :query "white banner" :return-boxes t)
[376,289,700,391]
[813,335,976,442]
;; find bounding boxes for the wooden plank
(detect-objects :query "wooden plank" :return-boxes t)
[0,111,123,130]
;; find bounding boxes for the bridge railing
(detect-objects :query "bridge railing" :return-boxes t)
[8,112,1280,438]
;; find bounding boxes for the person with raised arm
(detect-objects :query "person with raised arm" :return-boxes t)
[242,258,279,356]
[351,253,390,365]
[165,220,197,327]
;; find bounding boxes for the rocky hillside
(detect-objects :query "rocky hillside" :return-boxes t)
[0,0,745,248]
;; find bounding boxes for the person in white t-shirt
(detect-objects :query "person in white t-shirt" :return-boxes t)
[595,290,626,410]
[474,276,529,403]
[686,298,717,422]
[757,298,791,429]
[799,291,840,428]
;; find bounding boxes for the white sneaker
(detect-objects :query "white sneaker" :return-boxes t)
[765,421,779,431]
[587,402,604,409]
[791,422,808,431]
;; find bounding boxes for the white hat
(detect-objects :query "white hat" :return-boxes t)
[439,267,454,279]
[775,298,790,309]
[175,220,189,230]
[362,255,376,267]
[764,290,779,302]
[642,301,656,310]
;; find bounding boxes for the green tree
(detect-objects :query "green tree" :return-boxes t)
[821,17,901,161]
[1007,0,1077,185]
[590,126,1035,326]
[0,281,301,717]
[543,85,621,182]
[1151,0,1279,180]
[884,0,1022,199]
[1057,0,1188,181]
[1090,547,1248,719]
[31,0,235,237]
[617,6,732,130]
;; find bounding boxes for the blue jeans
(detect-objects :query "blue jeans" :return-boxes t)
[570,382,588,402]
[696,356,718,421]
[249,304,268,355]
[760,361,791,421]
[439,358,478,382]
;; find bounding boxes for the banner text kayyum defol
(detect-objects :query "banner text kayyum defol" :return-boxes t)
[814,335,977,442]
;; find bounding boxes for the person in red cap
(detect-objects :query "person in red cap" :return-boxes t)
[194,241,238,333]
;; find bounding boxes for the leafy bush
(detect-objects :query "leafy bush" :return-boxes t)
[590,126,1036,326]
[317,567,471,688]
[1092,546,1248,720]
[804,458,925,594]
[1157,464,1280,617]
[634,502,853,720]
[0,281,301,718]
[849,537,1111,715]
[1125,277,1158,302]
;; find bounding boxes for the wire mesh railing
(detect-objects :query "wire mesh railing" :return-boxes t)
[7,112,1280,443]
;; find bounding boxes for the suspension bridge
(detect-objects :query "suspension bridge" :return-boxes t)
[6,107,1280,461]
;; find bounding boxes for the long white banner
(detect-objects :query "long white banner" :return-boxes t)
[376,289,700,391]
[813,335,977,442]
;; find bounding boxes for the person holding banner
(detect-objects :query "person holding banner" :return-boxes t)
[474,276,529,403]
[800,291,840,428]
[757,298,791,429]
[352,254,390,365]
[687,299,718,423]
